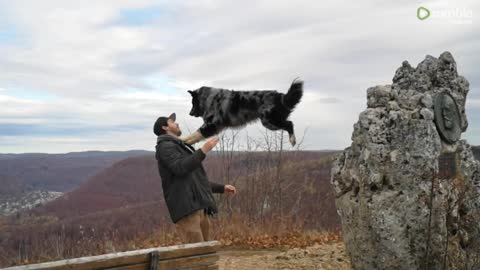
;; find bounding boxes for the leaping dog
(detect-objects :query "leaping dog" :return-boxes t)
[181,78,303,146]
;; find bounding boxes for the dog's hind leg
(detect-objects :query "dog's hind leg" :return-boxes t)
[260,116,296,146]
[279,120,296,146]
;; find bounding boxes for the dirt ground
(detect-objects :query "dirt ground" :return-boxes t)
[218,242,351,270]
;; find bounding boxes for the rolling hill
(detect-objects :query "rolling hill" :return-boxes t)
[29,155,163,219]
[0,150,152,193]
[27,150,338,220]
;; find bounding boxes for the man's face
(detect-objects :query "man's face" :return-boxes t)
[163,119,182,136]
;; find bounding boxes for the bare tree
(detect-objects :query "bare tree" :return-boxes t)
[218,129,241,215]
[243,131,262,219]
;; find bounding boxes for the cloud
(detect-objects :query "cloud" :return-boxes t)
[0,0,479,152]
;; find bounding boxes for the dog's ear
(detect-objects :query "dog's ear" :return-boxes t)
[188,90,195,96]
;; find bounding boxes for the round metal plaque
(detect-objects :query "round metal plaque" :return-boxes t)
[433,92,462,144]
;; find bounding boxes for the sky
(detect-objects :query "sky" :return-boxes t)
[0,0,479,153]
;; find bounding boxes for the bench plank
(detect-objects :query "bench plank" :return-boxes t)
[3,241,220,270]
[102,254,218,270]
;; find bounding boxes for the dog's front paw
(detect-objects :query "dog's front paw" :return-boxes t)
[289,134,296,146]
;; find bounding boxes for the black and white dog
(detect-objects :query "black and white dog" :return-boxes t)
[181,78,303,146]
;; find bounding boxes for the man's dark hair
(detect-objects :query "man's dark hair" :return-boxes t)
[153,113,176,136]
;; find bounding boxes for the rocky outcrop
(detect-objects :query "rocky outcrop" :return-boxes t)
[331,52,480,269]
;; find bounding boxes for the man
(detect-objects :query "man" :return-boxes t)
[154,113,236,243]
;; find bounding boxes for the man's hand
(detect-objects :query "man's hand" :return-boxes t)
[201,136,219,154]
[225,184,236,195]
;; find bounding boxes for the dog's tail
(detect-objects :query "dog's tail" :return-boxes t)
[282,77,303,110]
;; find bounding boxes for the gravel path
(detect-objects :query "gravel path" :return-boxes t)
[218,242,351,270]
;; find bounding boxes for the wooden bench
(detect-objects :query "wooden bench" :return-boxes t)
[3,241,220,270]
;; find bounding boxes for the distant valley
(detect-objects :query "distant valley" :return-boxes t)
[0,150,152,216]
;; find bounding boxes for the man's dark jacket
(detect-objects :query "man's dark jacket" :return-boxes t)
[155,134,224,223]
